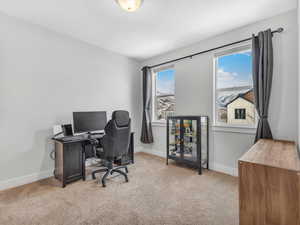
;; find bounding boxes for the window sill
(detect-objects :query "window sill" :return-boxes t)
[212,124,256,134]
[152,120,209,127]
[152,121,167,127]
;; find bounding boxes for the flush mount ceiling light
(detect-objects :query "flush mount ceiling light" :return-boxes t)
[115,0,144,12]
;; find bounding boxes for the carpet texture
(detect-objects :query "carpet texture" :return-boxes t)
[0,153,238,225]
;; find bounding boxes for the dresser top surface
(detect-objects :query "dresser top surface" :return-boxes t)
[239,139,300,171]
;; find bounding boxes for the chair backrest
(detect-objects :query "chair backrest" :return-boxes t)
[102,111,131,159]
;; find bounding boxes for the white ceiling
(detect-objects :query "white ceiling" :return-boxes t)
[0,0,297,60]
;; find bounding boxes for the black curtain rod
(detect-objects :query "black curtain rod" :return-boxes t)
[146,27,283,69]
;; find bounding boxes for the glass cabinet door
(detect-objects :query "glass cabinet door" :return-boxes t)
[182,119,199,162]
[167,116,209,174]
[168,118,181,158]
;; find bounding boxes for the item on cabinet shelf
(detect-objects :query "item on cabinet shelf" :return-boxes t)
[166,116,209,174]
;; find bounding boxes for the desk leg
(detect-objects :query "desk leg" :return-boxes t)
[130,133,134,164]
[82,143,86,181]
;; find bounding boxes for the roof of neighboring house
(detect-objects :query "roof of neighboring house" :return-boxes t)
[217,88,254,108]
[225,89,254,106]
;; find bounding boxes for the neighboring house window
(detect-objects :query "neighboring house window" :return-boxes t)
[235,108,246,120]
[152,66,175,122]
[214,45,256,127]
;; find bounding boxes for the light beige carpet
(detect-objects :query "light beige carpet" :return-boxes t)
[0,153,238,225]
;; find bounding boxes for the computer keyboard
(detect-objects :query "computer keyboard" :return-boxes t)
[55,133,104,142]
[60,135,85,142]
[88,134,104,139]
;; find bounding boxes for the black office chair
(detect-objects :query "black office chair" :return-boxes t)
[92,110,131,187]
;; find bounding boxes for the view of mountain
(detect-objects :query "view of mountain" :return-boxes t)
[217,85,252,107]
[156,93,175,120]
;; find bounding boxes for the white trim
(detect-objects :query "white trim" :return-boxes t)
[140,147,166,158]
[152,121,167,127]
[152,64,175,73]
[209,163,238,177]
[212,125,256,134]
[213,54,217,124]
[0,153,239,192]
[139,147,238,177]
[152,68,157,122]
[0,170,53,191]
[214,44,252,57]
[134,145,144,153]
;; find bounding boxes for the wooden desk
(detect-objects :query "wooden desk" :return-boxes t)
[53,133,134,187]
[239,139,300,225]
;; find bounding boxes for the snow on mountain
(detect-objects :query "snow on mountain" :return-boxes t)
[217,86,252,107]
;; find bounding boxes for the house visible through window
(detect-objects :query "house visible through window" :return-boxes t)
[152,67,175,121]
[214,45,256,127]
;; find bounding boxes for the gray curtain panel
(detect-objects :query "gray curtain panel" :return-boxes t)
[140,67,154,143]
[252,29,273,142]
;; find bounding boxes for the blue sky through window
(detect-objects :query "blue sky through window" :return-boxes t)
[217,50,252,89]
[156,69,175,95]
[155,50,251,94]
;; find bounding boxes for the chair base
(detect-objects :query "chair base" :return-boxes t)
[92,165,129,187]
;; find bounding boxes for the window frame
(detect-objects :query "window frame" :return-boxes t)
[213,44,258,130]
[151,65,175,124]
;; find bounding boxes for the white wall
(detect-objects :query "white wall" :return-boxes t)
[140,10,298,176]
[0,13,140,190]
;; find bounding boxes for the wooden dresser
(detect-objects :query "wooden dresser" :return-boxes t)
[239,139,300,225]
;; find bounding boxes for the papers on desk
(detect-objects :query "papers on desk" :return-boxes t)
[53,125,63,135]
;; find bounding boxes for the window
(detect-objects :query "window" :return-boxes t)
[214,45,256,127]
[152,66,175,122]
[235,108,246,120]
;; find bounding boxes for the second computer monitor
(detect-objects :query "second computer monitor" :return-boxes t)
[73,111,107,134]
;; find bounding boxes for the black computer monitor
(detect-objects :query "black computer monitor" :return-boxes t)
[73,111,107,134]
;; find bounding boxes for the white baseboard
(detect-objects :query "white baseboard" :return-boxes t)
[0,147,238,191]
[134,145,144,153]
[210,163,238,177]
[0,146,153,191]
[0,170,53,191]
[139,147,238,177]
[141,148,166,158]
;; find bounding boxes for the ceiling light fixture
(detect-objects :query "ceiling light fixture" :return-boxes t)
[115,0,143,12]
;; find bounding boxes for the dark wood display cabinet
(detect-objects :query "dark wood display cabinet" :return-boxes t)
[166,116,209,174]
